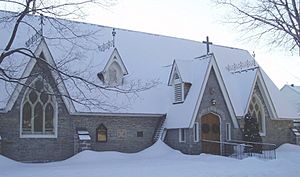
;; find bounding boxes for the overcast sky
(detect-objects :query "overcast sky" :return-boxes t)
[82,0,300,88]
[2,0,300,88]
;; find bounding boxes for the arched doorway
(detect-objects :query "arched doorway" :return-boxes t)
[201,113,221,154]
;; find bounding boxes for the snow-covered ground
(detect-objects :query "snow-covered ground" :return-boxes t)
[1,141,300,177]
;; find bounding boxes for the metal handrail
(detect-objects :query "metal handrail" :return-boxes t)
[202,139,252,147]
[229,140,276,147]
[201,139,276,160]
[229,140,277,160]
[201,139,253,159]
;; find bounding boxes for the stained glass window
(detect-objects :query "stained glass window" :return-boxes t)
[21,78,56,135]
[22,102,31,131]
[248,94,265,135]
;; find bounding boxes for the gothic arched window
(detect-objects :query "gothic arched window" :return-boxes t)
[21,77,57,137]
[108,61,122,86]
[248,94,266,135]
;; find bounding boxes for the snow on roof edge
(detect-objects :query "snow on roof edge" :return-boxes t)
[72,111,165,117]
[0,10,252,55]
[282,84,300,95]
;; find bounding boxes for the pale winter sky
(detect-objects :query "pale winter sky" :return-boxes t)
[2,0,300,88]
[83,0,300,88]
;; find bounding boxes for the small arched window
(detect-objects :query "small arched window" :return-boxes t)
[248,94,266,135]
[108,61,122,86]
[21,77,56,136]
[96,124,107,142]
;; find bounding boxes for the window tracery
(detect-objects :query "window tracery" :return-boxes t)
[248,94,266,135]
[21,77,56,136]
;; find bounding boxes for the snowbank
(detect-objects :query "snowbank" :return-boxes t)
[0,142,300,177]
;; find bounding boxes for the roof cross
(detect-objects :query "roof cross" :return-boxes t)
[202,36,212,54]
[112,28,116,47]
[98,29,116,52]
[40,14,44,36]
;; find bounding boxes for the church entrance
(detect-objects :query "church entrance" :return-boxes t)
[201,113,221,155]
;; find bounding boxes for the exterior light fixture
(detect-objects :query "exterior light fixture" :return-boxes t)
[211,99,216,105]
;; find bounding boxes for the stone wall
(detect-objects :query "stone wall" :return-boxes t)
[165,68,241,154]
[165,128,195,154]
[264,119,293,146]
[0,63,75,162]
[72,115,161,153]
[0,96,74,162]
[165,67,294,154]
[0,135,2,154]
[0,60,163,162]
[0,106,161,162]
[250,84,293,146]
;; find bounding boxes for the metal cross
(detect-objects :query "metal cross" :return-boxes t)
[40,14,44,36]
[202,36,212,54]
[112,28,116,47]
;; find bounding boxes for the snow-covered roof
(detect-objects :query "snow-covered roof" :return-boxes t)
[280,84,300,115]
[165,58,211,128]
[282,85,300,95]
[0,10,298,128]
[293,86,300,93]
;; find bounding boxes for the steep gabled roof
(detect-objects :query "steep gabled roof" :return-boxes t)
[165,54,238,129]
[280,85,300,116]
[281,85,300,95]
[260,69,299,119]
[212,47,257,117]
[165,57,210,128]
[0,10,298,121]
[4,39,76,113]
[167,60,182,86]
[292,86,300,94]
[102,48,128,75]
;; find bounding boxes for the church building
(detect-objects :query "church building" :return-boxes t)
[0,10,299,162]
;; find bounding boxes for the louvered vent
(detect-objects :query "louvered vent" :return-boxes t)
[174,83,183,103]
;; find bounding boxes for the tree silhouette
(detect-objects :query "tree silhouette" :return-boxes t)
[243,112,262,153]
[216,0,300,53]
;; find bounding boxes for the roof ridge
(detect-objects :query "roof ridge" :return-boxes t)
[289,85,300,94]
[0,10,249,53]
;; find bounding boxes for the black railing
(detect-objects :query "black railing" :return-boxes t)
[230,140,277,160]
[201,139,276,160]
[202,140,252,159]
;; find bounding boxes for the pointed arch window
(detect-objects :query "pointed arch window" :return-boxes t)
[248,94,266,136]
[96,124,107,142]
[21,77,57,137]
[107,61,123,86]
[98,49,128,86]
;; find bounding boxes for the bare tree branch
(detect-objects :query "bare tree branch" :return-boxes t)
[0,0,158,112]
[215,0,300,53]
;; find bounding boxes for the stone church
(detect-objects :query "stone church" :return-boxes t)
[0,10,299,162]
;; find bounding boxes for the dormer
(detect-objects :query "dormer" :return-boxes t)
[168,60,192,104]
[98,48,128,86]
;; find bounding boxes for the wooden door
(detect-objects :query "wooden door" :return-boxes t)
[201,113,220,155]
